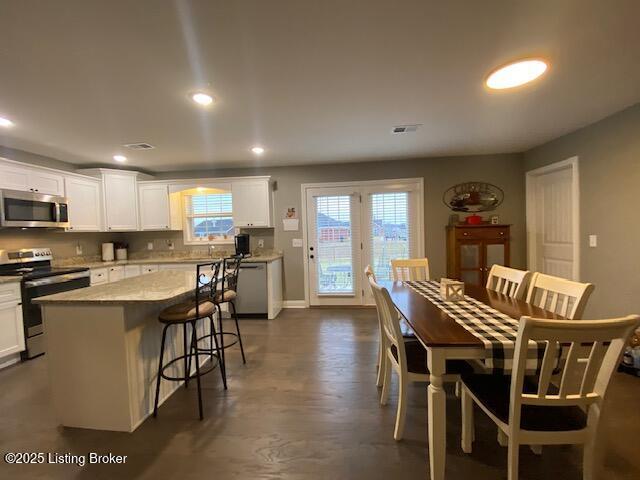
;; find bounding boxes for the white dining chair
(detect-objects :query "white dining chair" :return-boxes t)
[391,258,430,281]
[460,314,639,480]
[365,265,385,388]
[368,274,469,440]
[526,272,595,319]
[486,265,531,300]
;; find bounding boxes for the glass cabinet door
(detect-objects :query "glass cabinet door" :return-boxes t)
[459,242,482,286]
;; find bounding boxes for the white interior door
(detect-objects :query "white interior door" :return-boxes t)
[304,179,423,306]
[526,157,579,280]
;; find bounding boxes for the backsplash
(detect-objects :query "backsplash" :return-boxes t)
[0,228,275,261]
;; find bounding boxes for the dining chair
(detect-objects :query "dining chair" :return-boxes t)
[525,272,595,319]
[460,314,639,480]
[486,265,531,300]
[364,265,385,388]
[368,274,469,440]
[391,258,430,281]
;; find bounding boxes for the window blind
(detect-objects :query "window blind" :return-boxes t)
[315,194,355,294]
[369,192,411,280]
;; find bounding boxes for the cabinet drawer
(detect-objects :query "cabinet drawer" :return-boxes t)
[140,264,159,274]
[455,227,509,240]
[0,283,21,303]
[90,268,108,285]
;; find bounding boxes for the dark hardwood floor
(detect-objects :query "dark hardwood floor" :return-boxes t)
[1,308,639,479]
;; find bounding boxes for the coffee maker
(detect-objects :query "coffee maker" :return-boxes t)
[234,233,250,256]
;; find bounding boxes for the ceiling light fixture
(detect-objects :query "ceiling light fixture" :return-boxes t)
[191,92,214,106]
[251,146,265,155]
[0,117,14,128]
[486,59,548,90]
[113,155,127,162]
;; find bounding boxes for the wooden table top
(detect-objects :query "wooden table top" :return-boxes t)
[380,280,565,348]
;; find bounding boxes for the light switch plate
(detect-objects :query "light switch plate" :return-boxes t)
[292,238,303,248]
[147,242,154,251]
[589,235,597,247]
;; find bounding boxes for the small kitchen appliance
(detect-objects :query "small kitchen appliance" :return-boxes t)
[234,233,250,256]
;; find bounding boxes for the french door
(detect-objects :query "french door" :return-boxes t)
[304,179,423,306]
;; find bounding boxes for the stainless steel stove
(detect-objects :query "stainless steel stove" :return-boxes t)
[0,248,90,359]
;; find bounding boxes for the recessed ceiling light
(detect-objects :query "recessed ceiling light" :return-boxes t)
[486,59,548,90]
[113,155,127,162]
[0,117,14,128]
[191,92,214,106]
[251,146,265,155]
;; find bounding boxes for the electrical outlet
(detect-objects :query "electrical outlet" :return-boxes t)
[167,240,174,250]
[75,243,83,255]
[257,239,264,248]
[147,242,154,251]
[589,235,597,248]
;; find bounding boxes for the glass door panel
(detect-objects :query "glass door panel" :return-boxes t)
[459,242,482,286]
[369,192,410,280]
[315,195,354,295]
[486,243,505,268]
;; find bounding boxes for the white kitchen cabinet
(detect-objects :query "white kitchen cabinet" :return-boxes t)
[124,265,141,278]
[90,268,108,285]
[0,283,25,360]
[64,176,102,231]
[232,180,272,228]
[102,172,139,231]
[139,264,159,275]
[138,183,171,231]
[108,266,125,282]
[0,160,65,195]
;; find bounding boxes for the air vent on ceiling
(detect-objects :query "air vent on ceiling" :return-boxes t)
[391,124,422,134]
[123,142,155,150]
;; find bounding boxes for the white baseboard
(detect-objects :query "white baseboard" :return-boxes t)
[282,300,307,309]
[0,353,21,370]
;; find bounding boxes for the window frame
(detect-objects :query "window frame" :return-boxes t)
[182,190,235,245]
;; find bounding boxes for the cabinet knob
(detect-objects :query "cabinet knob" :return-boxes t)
[499,232,504,236]
[463,232,469,236]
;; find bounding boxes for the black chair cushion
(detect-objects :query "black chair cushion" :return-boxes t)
[391,340,473,375]
[461,373,588,432]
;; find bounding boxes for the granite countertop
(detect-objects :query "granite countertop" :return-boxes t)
[0,276,21,285]
[56,253,283,270]
[35,271,198,305]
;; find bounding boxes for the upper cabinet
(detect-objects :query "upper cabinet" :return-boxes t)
[64,176,102,231]
[0,159,65,196]
[232,179,273,228]
[138,183,171,231]
[102,171,140,231]
[78,169,143,232]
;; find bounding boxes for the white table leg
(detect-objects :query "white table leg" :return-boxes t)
[427,348,446,480]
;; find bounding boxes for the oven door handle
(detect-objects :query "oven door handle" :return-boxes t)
[54,202,61,223]
[24,271,90,288]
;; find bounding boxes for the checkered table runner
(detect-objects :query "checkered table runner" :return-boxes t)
[405,281,546,374]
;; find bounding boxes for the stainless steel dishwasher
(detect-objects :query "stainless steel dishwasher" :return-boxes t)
[235,262,268,318]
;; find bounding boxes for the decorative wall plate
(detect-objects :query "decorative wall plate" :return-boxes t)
[443,182,503,212]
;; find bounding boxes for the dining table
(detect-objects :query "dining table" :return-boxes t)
[380,280,564,480]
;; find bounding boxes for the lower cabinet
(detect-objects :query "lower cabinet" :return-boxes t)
[0,283,25,363]
[124,265,141,278]
[158,263,195,272]
[140,264,158,275]
[90,268,108,285]
[108,266,124,283]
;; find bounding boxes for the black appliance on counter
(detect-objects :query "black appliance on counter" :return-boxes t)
[235,233,250,256]
[0,248,90,360]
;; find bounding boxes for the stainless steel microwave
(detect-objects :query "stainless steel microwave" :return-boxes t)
[0,189,70,228]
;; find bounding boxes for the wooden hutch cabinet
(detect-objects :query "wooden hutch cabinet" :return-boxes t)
[446,224,511,287]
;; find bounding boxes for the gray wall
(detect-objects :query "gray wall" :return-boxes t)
[157,154,526,301]
[524,103,640,318]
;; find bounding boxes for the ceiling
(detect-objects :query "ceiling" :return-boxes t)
[1,0,639,172]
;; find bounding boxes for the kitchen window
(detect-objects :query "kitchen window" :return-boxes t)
[183,191,234,244]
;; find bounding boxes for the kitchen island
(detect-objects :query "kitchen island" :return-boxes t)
[35,270,213,432]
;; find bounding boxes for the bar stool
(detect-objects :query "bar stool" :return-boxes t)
[153,261,226,420]
[214,255,246,369]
